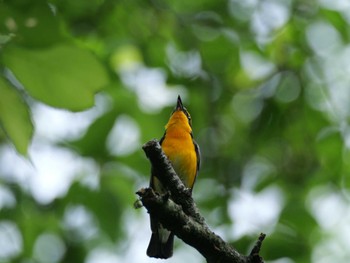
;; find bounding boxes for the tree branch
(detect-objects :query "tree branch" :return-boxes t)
[137,139,265,263]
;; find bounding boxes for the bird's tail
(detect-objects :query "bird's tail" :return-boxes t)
[147,227,174,259]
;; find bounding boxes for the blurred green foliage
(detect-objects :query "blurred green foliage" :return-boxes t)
[1,0,350,262]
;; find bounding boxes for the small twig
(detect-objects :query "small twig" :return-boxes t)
[248,233,266,263]
[250,233,266,256]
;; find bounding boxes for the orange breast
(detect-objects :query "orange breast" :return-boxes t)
[161,132,197,188]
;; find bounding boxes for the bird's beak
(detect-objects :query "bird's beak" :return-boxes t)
[176,95,184,111]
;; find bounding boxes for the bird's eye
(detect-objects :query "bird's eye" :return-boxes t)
[185,112,192,125]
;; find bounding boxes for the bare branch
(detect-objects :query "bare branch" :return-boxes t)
[137,139,265,263]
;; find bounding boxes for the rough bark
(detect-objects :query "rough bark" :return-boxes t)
[137,139,266,263]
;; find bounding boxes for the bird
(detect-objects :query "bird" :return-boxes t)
[147,95,200,259]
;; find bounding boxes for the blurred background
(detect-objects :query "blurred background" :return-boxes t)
[1,0,350,262]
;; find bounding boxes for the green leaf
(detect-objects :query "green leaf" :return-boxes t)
[66,109,118,159]
[0,2,64,47]
[0,77,33,155]
[3,44,109,111]
[63,182,125,242]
